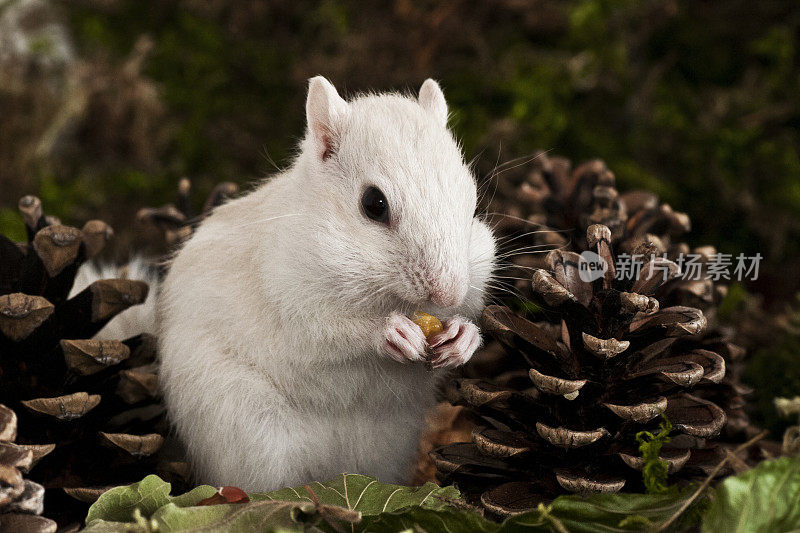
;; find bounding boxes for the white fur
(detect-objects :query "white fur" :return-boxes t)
[70,257,159,340]
[158,77,497,490]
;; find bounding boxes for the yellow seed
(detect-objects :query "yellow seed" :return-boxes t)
[410,310,443,341]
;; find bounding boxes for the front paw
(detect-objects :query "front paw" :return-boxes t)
[428,316,482,369]
[379,312,428,364]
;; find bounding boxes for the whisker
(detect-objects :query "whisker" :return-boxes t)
[487,151,549,182]
[479,144,504,211]
[259,145,285,173]
[477,283,514,307]
[483,211,572,233]
[478,149,555,210]
[495,230,569,246]
[471,284,503,306]
[482,150,550,180]
[493,275,535,282]
[485,280,528,302]
[494,247,559,259]
[476,149,557,221]
[494,264,543,274]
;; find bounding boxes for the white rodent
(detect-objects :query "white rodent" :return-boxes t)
[157,76,497,490]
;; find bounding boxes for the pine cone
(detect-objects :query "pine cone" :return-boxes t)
[484,153,756,444]
[433,224,731,516]
[489,155,689,286]
[0,196,173,526]
[137,178,239,248]
[0,404,57,532]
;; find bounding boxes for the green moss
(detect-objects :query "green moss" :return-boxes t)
[717,282,749,322]
[635,415,674,494]
[28,34,55,55]
[0,208,26,242]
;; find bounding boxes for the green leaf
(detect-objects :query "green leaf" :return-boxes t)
[85,475,171,523]
[151,500,318,532]
[83,500,319,533]
[702,456,800,533]
[85,475,217,524]
[82,519,154,533]
[82,474,465,533]
[82,473,708,533]
[502,489,699,532]
[254,473,462,515]
[169,485,223,508]
[82,509,159,533]
[84,477,322,533]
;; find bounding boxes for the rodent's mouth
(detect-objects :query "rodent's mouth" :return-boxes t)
[379,288,430,316]
[391,292,456,317]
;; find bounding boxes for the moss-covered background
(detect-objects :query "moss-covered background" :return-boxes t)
[2,0,800,430]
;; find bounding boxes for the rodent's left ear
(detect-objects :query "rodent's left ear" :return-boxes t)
[418,79,448,127]
[306,76,349,160]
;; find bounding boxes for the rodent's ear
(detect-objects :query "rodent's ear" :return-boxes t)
[418,79,448,127]
[306,76,348,161]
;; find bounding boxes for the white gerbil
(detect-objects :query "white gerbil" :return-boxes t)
[157,77,496,490]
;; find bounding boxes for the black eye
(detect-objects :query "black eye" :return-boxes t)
[360,186,390,224]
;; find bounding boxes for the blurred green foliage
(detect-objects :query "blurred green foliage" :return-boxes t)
[0,208,25,242]
[2,0,799,297]
[71,2,298,180]
[744,293,800,437]
[745,331,800,438]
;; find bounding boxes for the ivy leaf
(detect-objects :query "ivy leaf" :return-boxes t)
[253,473,462,515]
[702,456,800,533]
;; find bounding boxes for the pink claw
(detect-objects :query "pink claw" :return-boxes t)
[428,316,482,369]
[379,312,428,363]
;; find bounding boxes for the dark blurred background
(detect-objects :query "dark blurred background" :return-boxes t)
[3,0,799,301]
[2,0,800,415]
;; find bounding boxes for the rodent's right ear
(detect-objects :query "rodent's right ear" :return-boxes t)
[306,76,349,161]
